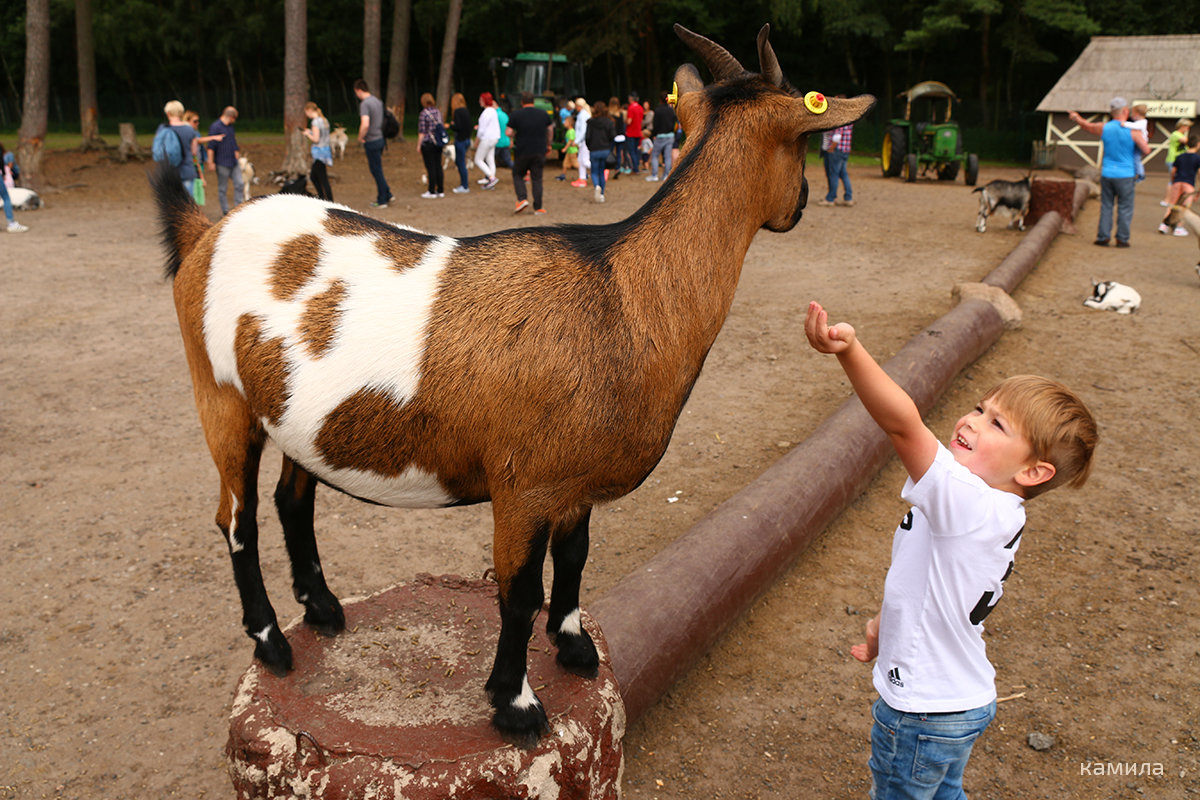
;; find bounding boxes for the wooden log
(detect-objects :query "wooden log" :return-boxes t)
[116,122,144,163]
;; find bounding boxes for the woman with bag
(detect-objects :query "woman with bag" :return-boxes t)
[303,101,335,201]
[417,93,446,199]
[584,100,616,203]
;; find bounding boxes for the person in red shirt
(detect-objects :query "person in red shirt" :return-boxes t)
[623,93,644,175]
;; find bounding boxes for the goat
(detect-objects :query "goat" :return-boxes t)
[1162,194,1200,278]
[330,125,348,159]
[974,175,1030,233]
[238,156,255,199]
[1083,280,1141,314]
[7,186,42,210]
[152,23,873,747]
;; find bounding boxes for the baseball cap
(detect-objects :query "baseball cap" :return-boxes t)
[1109,96,1128,111]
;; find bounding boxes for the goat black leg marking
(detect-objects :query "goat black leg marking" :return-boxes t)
[546,510,599,678]
[486,523,550,748]
[275,457,345,636]
[221,450,292,676]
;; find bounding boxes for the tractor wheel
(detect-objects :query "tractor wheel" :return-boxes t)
[881,126,906,177]
[905,153,918,183]
[965,154,980,186]
[937,161,960,181]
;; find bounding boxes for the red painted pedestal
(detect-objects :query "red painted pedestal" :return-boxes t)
[227,574,624,799]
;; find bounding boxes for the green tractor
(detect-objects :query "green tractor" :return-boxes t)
[488,52,586,156]
[880,81,979,185]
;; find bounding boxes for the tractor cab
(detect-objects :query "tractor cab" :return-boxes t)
[489,53,586,155]
[880,81,978,185]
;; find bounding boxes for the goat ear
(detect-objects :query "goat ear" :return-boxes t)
[673,63,705,99]
[672,64,706,135]
[797,94,876,134]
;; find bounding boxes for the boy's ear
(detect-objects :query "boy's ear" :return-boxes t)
[1015,460,1056,490]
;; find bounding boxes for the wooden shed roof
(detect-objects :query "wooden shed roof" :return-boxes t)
[1037,35,1200,113]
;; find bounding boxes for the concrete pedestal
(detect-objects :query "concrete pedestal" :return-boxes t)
[227,574,624,800]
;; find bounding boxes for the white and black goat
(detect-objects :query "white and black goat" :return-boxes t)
[153,24,873,746]
[974,174,1031,233]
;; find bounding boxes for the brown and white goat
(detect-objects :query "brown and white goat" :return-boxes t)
[154,23,873,746]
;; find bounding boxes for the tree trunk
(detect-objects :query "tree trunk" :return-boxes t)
[18,0,50,189]
[282,0,309,175]
[363,0,382,95]
[435,0,463,115]
[385,0,411,141]
[979,13,991,129]
[75,0,104,150]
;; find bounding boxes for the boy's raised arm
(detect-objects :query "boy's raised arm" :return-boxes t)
[805,302,939,483]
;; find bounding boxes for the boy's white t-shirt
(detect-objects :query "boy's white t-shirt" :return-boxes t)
[874,443,1026,713]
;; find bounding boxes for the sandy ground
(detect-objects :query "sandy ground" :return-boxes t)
[1,141,1197,800]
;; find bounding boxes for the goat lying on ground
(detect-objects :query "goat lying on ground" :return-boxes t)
[153,23,872,746]
[1083,280,1141,314]
[7,187,42,210]
[330,125,348,159]
[974,175,1030,233]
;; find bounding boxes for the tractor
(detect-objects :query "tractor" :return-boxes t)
[880,81,979,185]
[488,52,586,156]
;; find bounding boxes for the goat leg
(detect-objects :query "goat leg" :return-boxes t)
[275,457,345,636]
[546,509,599,678]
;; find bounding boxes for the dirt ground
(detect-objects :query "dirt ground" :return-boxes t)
[2,140,1197,800]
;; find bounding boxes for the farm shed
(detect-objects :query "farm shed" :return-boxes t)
[1036,35,1199,173]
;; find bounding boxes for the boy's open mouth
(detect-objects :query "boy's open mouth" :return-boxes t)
[954,433,972,450]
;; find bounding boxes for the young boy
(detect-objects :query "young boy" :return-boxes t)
[1122,104,1149,182]
[558,115,579,181]
[804,301,1097,799]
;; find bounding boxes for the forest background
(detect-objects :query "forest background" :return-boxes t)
[3,0,1198,182]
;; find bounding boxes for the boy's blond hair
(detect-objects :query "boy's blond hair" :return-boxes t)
[982,375,1097,499]
[163,100,184,118]
[1131,104,1148,117]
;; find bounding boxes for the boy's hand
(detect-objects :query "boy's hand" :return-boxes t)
[850,614,880,663]
[805,301,857,355]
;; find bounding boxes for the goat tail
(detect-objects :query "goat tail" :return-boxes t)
[971,186,984,193]
[151,162,212,280]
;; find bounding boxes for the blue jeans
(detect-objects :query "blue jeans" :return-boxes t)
[624,136,641,172]
[649,135,673,178]
[0,181,13,223]
[363,138,391,204]
[868,697,995,800]
[1097,176,1135,243]
[454,138,470,188]
[824,149,851,201]
[590,149,609,193]
[215,163,245,215]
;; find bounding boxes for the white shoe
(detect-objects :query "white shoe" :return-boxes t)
[453,186,469,194]
[420,191,437,199]
[1159,223,1172,234]
[1174,227,1189,237]
[477,177,490,185]
[1160,200,1169,207]
[6,221,28,233]
[645,175,659,181]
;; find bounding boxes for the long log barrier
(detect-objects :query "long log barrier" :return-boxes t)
[227,190,1081,796]
[593,207,1067,724]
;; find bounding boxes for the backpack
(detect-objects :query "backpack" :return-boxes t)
[429,121,448,147]
[382,107,401,139]
[152,124,184,167]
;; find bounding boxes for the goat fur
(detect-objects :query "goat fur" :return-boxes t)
[153,23,874,747]
[973,175,1030,233]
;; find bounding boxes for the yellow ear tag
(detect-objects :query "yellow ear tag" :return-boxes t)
[667,82,679,107]
[804,91,828,114]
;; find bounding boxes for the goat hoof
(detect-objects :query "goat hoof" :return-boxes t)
[303,593,346,636]
[555,632,599,678]
[253,628,293,676]
[492,701,550,749]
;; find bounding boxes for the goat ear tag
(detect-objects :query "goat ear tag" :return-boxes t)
[804,92,828,114]
[667,82,679,107]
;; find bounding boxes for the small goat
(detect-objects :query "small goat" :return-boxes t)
[238,156,255,199]
[153,24,872,746]
[330,125,348,159]
[974,175,1030,233]
[1163,197,1200,278]
[1083,280,1141,314]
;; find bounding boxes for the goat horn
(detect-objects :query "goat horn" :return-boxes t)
[674,23,745,82]
[756,24,783,87]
